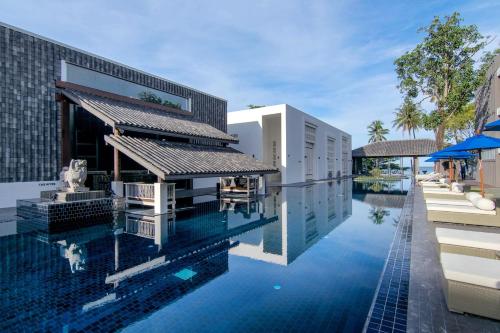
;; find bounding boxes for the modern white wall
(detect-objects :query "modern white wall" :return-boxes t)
[0,181,58,208]
[228,104,352,185]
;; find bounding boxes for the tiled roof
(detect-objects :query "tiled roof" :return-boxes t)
[61,88,237,143]
[104,135,278,179]
[352,139,437,158]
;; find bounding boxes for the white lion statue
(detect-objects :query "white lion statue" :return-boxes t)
[61,159,88,192]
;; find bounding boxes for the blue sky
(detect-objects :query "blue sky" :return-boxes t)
[1,0,499,149]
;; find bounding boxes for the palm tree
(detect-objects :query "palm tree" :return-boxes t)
[393,97,422,139]
[367,120,389,143]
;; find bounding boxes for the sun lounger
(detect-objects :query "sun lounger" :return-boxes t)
[423,188,462,195]
[435,228,500,259]
[425,198,473,206]
[427,205,500,227]
[440,253,500,320]
[416,173,441,182]
[427,204,496,215]
[421,182,449,188]
[423,192,466,200]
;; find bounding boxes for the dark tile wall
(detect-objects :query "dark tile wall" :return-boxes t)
[16,198,114,232]
[0,23,228,182]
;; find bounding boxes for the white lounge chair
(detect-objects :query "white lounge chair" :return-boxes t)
[425,198,473,206]
[421,182,448,188]
[435,228,500,259]
[423,188,464,195]
[426,203,497,215]
[440,253,500,320]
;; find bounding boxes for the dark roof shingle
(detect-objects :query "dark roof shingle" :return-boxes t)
[352,139,437,158]
[61,88,237,143]
[105,135,277,179]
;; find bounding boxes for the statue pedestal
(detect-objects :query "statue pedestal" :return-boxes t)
[17,196,114,232]
[56,190,105,202]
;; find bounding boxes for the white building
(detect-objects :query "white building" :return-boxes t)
[228,104,352,185]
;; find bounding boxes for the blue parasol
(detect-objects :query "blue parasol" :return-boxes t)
[445,134,500,196]
[484,119,500,132]
[429,147,475,182]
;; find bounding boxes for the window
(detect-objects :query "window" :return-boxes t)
[62,61,190,111]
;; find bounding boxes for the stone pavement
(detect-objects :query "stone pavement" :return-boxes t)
[407,188,500,333]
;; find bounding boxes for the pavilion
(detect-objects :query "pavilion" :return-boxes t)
[352,139,438,175]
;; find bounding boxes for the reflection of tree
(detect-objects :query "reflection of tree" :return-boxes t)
[369,206,390,225]
[369,181,389,193]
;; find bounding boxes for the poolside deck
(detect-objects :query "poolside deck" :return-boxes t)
[407,187,500,333]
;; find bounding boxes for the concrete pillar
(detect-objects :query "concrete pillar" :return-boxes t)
[258,175,266,195]
[154,214,170,250]
[113,128,121,181]
[154,182,169,214]
[413,156,419,177]
[111,181,124,197]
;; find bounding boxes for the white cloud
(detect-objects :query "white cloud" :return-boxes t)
[1,0,498,151]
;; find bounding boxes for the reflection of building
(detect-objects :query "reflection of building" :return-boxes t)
[228,105,352,185]
[0,199,278,332]
[230,180,353,265]
[475,54,500,187]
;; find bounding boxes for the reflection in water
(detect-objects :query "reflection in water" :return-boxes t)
[230,180,353,265]
[353,180,407,226]
[0,178,405,332]
[58,241,87,273]
[368,207,390,225]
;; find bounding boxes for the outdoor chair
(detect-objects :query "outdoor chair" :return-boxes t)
[426,204,499,227]
[425,198,473,206]
[435,228,500,260]
[440,252,500,320]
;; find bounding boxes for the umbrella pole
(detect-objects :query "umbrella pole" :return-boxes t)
[479,150,484,197]
[449,158,454,183]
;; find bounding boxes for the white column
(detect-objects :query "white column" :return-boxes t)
[258,175,266,195]
[111,181,124,197]
[154,214,170,250]
[154,182,169,214]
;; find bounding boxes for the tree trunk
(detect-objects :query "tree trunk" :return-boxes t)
[435,123,445,150]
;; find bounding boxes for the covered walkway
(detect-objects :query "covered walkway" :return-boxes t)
[352,139,437,175]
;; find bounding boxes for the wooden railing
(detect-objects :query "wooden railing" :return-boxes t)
[124,182,176,208]
[125,215,155,239]
[124,183,155,206]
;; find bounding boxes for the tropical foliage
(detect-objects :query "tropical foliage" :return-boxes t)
[247,104,266,109]
[394,12,490,149]
[367,120,389,143]
[445,103,475,143]
[138,91,181,109]
[393,97,422,138]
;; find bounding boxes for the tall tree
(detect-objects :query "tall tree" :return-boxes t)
[394,12,488,149]
[445,102,475,143]
[393,97,422,138]
[367,120,389,143]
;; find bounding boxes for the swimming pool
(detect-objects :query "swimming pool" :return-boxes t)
[0,179,407,332]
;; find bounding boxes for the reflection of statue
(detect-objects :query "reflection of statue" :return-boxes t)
[60,159,88,192]
[63,243,87,273]
[368,206,390,225]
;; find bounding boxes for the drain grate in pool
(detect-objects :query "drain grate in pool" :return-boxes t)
[363,187,413,333]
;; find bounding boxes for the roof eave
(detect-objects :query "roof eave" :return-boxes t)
[115,124,238,144]
[104,135,167,180]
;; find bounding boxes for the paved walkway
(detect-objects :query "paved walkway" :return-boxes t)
[407,188,500,333]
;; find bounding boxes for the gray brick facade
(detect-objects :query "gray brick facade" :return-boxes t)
[0,22,227,182]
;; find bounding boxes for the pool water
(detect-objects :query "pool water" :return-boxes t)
[0,179,407,332]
